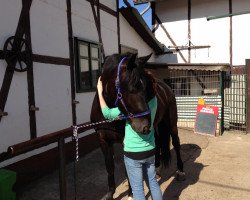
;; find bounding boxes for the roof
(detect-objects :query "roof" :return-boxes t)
[145,62,231,71]
[120,6,165,54]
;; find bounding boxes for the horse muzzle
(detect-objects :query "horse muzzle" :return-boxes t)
[131,118,151,135]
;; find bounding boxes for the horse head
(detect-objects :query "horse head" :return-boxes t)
[101,53,154,134]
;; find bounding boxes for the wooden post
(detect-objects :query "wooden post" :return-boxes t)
[58,137,66,200]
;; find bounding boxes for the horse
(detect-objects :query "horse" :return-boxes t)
[90,53,185,200]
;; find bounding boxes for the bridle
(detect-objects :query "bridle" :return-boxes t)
[114,57,151,119]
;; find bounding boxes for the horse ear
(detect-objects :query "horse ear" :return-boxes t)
[125,53,137,69]
[136,53,152,66]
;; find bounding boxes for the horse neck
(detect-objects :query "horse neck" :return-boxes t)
[102,75,117,108]
[145,73,157,101]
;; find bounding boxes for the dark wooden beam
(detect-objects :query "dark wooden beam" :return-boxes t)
[66,0,77,125]
[24,0,37,139]
[33,54,70,65]
[90,0,105,58]
[86,0,117,17]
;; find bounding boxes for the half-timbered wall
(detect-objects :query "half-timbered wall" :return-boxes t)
[0,0,156,167]
[31,0,72,136]
[0,1,31,154]
[120,14,155,59]
[154,0,250,66]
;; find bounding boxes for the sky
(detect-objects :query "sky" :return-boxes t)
[119,0,152,29]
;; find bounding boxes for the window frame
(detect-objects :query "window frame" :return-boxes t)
[74,37,102,93]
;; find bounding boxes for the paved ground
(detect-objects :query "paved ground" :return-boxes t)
[17,128,250,200]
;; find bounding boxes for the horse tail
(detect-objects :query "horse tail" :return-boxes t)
[155,119,171,168]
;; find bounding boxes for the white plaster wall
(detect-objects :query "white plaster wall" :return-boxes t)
[232,0,250,65]
[101,10,118,56]
[0,0,22,47]
[100,0,117,10]
[30,0,72,136]
[33,63,72,136]
[155,0,188,63]
[155,20,188,63]
[31,0,69,58]
[233,14,250,65]
[0,1,30,155]
[191,0,229,63]
[155,0,248,64]
[0,64,30,152]
[71,0,99,41]
[75,92,95,136]
[120,14,155,61]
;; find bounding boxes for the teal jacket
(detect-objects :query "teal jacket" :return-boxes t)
[101,96,157,153]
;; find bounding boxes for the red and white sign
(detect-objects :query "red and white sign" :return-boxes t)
[195,104,219,136]
[196,104,219,116]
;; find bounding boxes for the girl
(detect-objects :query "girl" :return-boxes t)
[97,77,162,200]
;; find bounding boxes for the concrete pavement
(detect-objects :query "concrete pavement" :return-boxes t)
[17,128,250,200]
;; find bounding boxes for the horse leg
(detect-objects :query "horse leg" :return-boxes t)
[170,127,186,180]
[156,120,171,168]
[99,134,116,200]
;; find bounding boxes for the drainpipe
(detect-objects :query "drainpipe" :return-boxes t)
[140,2,151,16]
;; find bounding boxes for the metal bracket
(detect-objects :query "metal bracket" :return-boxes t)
[30,105,39,111]
[72,100,80,104]
[0,109,8,117]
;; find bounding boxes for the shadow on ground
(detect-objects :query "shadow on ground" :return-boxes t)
[142,143,203,200]
[16,144,128,200]
[17,142,203,200]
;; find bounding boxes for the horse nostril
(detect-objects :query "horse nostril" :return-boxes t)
[143,126,150,134]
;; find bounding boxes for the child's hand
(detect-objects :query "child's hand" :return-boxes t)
[97,77,103,93]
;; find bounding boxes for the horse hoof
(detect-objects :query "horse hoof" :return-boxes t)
[176,170,186,181]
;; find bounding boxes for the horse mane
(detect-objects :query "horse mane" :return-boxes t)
[102,53,132,78]
[145,71,157,100]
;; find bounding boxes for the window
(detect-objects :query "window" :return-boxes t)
[171,77,191,96]
[74,38,101,92]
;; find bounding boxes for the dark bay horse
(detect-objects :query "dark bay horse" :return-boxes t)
[90,53,185,200]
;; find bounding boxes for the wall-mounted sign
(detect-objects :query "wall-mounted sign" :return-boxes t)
[194,104,219,136]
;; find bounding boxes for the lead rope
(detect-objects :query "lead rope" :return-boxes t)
[72,126,79,161]
[72,126,79,200]
[71,117,122,200]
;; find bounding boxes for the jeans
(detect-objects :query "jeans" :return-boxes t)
[124,155,163,200]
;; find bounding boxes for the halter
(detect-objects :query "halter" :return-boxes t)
[114,57,150,119]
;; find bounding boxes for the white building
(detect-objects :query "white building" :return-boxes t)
[0,0,163,184]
